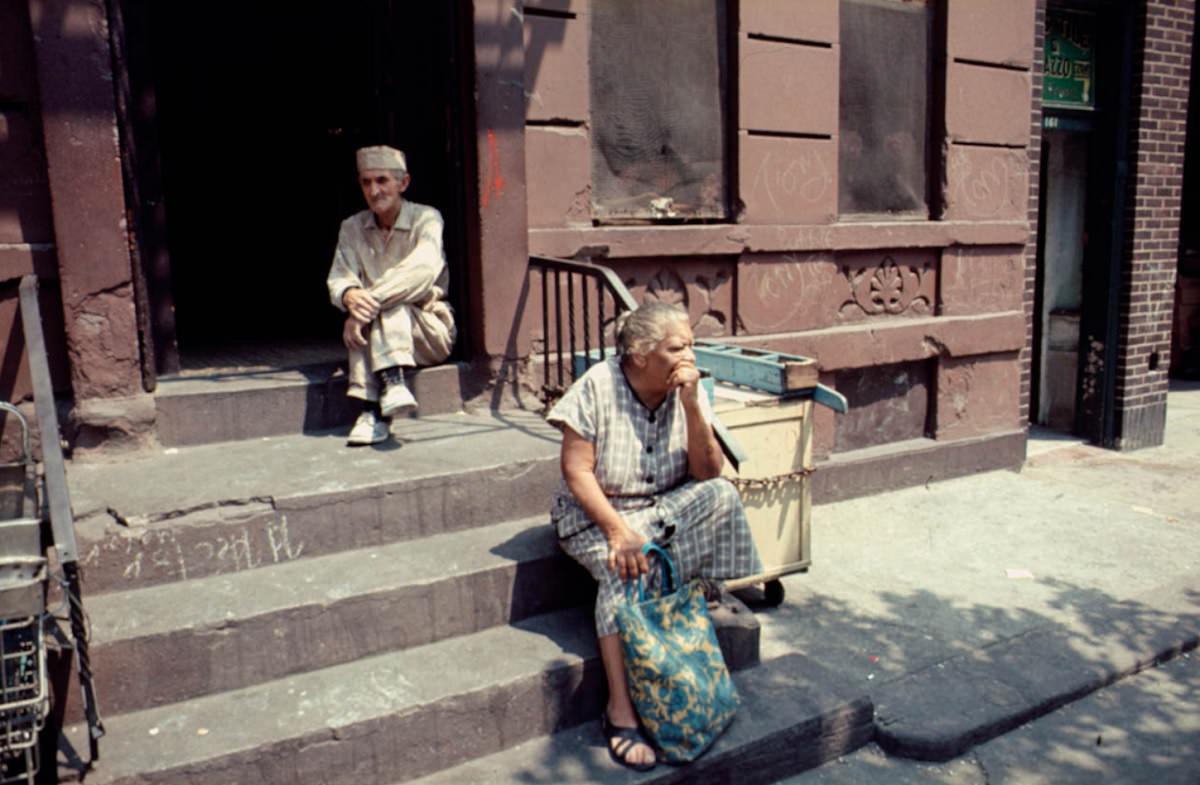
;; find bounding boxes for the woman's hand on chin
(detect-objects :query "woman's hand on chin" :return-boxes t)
[607,524,650,581]
[669,360,702,405]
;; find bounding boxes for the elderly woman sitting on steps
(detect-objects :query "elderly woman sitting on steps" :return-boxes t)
[546,301,762,771]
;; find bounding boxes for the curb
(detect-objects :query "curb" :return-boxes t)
[872,579,1200,761]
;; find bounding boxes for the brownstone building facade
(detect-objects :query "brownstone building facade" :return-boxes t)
[0,0,1193,497]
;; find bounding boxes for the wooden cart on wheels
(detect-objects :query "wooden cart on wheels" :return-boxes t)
[693,341,847,607]
[569,336,845,607]
[0,278,104,784]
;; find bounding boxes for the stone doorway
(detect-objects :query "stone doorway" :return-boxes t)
[114,1,472,378]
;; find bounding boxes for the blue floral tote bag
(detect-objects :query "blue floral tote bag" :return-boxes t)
[615,542,739,763]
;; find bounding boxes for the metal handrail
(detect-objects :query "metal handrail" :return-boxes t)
[0,404,30,468]
[529,255,751,468]
[530,255,637,310]
[530,255,637,395]
[16,276,104,768]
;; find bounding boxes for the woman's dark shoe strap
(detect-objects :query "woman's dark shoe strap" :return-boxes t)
[601,713,656,772]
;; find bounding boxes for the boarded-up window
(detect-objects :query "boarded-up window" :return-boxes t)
[839,0,932,217]
[590,1,728,222]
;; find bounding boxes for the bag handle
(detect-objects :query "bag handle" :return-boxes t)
[626,542,680,602]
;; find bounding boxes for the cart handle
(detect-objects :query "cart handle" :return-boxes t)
[0,402,31,466]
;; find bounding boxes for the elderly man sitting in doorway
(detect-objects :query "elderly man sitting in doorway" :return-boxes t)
[327,145,456,445]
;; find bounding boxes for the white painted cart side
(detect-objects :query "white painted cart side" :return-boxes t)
[712,388,815,602]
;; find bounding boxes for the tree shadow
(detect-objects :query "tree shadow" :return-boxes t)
[499,570,1199,782]
[968,651,1200,785]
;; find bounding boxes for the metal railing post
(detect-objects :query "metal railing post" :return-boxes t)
[567,272,577,380]
[541,267,550,391]
[553,268,564,388]
[529,255,638,394]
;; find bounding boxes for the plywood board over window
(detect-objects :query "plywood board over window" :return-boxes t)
[589,0,729,222]
[839,0,933,218]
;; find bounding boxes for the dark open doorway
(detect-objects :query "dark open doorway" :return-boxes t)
[119,2,471,374]
[1031,2,1136,445]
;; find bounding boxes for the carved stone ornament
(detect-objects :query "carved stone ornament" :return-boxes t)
[840,256,931,319]
[644,268,688,307]
[628,266,731,337]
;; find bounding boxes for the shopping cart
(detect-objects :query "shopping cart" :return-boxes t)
[0,277,106,784]
[0,405,48,785]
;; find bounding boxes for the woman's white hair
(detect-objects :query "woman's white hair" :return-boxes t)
[614,301,689,357]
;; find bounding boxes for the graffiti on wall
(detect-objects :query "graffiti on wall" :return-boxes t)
[945,147,1028,219]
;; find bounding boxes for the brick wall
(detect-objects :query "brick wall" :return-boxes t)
[1116,0,1195,448]
[1020,0,1047,425]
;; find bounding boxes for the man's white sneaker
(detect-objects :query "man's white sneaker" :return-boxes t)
[379,379,417,417]
[347,409,389,446]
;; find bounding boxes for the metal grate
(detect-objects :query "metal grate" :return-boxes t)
[0,746,36,785]
[0,614,45,785]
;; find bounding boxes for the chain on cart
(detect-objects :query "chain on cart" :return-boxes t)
[727,467,816,492]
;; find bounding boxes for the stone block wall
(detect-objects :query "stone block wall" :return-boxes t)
[738,0,839,226]
[942,0,1036,222]
[522,1,1035,467]
[0,0,72,460]
[522,0,589,230]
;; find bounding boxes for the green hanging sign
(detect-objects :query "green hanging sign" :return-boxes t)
[1045,10,1096,110]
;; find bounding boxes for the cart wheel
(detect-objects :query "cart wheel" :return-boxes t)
[763,579,785,607]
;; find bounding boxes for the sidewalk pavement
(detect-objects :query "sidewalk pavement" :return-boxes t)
[774,650,1200,784]
[753,379,1200,762]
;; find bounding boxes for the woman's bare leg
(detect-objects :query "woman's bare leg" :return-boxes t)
[598,634,656,767]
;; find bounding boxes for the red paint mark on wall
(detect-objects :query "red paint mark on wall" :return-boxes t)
[481,129,505,209]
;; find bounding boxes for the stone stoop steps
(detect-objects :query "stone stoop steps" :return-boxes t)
[153,362,473,447]
[406,653,874,785]
[52,384,869,784]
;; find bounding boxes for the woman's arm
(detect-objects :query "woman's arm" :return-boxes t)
[561,427,650,580]
[674,363,724,480]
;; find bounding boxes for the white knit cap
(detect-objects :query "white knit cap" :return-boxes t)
[356,145,407,173]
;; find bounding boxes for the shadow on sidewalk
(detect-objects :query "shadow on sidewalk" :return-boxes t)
[755,578,1199,770]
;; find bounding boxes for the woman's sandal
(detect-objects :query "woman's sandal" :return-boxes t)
[601,712,656,772]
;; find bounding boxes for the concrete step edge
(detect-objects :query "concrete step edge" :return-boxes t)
[63,599,761,785]
[69,412,562,595]
[155,362,472,447]
[406,652,875,785]
[73,516,594,720]
[155,362,346,397]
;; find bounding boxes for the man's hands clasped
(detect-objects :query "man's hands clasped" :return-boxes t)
[342,287,381,322]
[342,316,368,349]
[341,288,380,349]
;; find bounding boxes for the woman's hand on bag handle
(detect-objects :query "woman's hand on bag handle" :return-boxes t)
[607,524,650,581]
